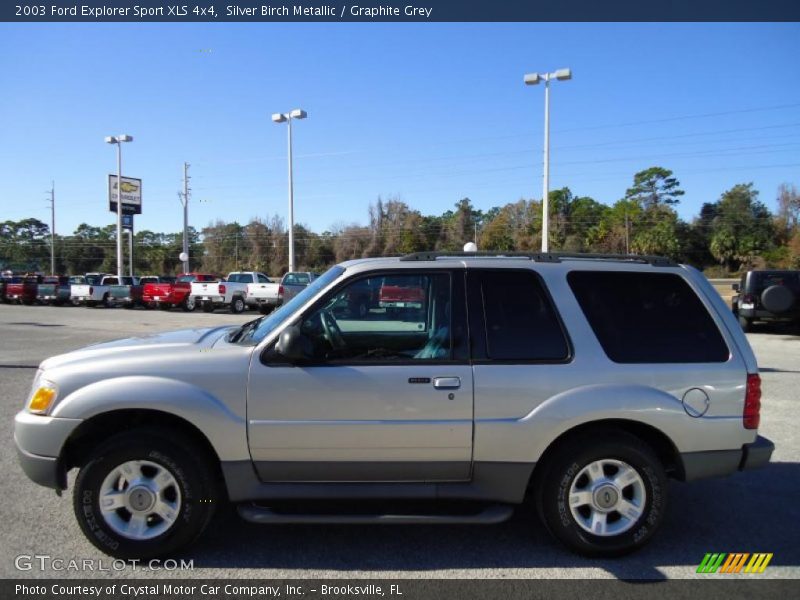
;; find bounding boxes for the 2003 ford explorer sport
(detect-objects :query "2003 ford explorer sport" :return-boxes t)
[14,252,774,559]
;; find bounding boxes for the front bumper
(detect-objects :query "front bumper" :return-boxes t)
[14,411,82,490]
[681,435,775,481]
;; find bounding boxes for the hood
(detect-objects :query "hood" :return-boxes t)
[40,326,235,371]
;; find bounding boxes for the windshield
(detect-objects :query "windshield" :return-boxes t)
[235,266,345,345]
[177,275,196,283]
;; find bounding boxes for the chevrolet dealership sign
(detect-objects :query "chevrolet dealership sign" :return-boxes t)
[108,175,142,214]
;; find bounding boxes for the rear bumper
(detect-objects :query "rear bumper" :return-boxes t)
[681,435,774,481]
[739,435,775,471]
[739,308,799,322]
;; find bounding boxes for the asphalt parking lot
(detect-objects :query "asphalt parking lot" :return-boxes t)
[0,304,798,580]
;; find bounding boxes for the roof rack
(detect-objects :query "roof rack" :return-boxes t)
[398,251,676,267]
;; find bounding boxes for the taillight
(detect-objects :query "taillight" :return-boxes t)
[89,286,93,295]
[744,373,761,430]
[742,293,755,304]
[278,285,284,297]
[219,284,226,295]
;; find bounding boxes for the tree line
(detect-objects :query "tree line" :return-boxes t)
[2,167,798,277]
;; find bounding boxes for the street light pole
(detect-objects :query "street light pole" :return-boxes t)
[525,68,571,253]
[105,135,133,280]
[287,117,295,274]
[49,181,55,275]
[272,109,307,273]
[116,142,123,278]
[182,162,190,273]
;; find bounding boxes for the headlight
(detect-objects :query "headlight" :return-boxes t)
[28,379,58,415]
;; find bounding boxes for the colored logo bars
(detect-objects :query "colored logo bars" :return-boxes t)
[697,553,773,574]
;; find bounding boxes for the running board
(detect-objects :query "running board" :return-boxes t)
[237,503,514,525]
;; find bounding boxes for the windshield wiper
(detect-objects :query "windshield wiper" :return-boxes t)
[228,316,265,343]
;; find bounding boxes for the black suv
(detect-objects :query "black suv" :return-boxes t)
[732,270,800,331]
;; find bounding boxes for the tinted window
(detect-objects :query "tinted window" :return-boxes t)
[284,273,311,285]
[257,274,270,283]
[751,271,800,292]
[479,271,569,361]
[567,271,729,363]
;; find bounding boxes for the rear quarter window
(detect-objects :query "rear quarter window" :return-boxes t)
[567,271,730,363]
[478,270,570,362]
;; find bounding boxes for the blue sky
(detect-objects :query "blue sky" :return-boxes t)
[1,23,799,237]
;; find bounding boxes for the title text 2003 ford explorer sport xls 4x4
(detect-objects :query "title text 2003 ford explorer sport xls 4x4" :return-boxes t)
[15,252,774,559]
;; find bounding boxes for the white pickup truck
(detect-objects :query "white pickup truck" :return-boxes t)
[191,271,280,314]
[70,274,117,307]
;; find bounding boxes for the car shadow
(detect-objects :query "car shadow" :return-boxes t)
[181,462,800,579]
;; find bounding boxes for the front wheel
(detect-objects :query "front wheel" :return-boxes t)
[73,429,218,560]
[536,431,667,557]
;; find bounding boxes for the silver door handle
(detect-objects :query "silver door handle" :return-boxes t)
[433,377,461,389]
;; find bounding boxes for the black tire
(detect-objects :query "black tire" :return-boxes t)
[201,301,214,313]
[73,429,218,560]
[182,296,197,312]
[230,296,245,314]
[738,315,753,332]
[536,430,667,557]
[103,294,115,309]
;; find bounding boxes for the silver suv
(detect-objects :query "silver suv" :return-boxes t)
[15,252,774,559]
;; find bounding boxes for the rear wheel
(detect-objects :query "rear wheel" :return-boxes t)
[73,429,218,560]
[230,296,245,314]
[738,315,753,332]
[182,296,196,312]
[536,431,667,557]
[103,294,115,309]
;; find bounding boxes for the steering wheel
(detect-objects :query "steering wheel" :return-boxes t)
[320,309,346,350]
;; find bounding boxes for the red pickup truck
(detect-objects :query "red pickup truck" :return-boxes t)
[379,276,426,315]
[6,275,41,305]
[142,273,217,311]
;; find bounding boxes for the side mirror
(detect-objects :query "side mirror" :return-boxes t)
[274,325,312,362]
[732,283,740,292]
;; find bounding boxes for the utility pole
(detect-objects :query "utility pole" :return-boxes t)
[625,212,630,254]
[47,181,55,275]
[182,162,190,273]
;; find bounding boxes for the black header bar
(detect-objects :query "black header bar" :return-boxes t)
[4,1,800,22]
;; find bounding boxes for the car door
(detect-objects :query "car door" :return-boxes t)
[247,269,473,482]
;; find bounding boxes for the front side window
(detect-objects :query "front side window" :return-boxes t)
[297,272,452,363]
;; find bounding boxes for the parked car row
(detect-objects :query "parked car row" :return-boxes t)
[0,271,321,314]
